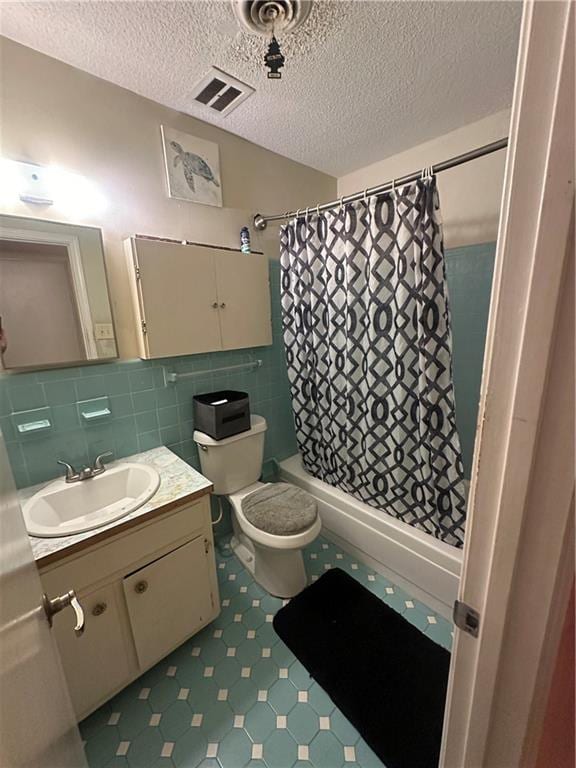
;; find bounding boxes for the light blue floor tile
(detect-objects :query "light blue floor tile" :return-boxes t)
[116,701,154,741]
[330,707,362,745]
[81,533,451,768]
[159,701,195,742]
[227,678,258,714]
[268,678,298,714]
[217,727,253,768]
[244,702,277,742]
[310,730,346,768]
[287,702,320,744]
[262,729,298,768]
[308,682,336,716]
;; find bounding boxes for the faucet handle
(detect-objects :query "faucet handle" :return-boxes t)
[57,460,77,482]
[93,451,113,471]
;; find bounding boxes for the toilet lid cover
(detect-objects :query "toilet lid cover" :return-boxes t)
[241,483,317,536]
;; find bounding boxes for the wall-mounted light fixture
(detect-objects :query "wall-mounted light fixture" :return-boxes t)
[0,159,54,205]
[0,159,107,215]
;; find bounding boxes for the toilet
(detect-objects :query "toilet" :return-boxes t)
[194,415,321,598]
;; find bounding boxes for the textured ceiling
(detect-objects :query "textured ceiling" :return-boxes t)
[0,0,522,176]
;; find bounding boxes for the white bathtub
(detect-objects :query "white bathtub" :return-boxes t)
[279,454,463,619]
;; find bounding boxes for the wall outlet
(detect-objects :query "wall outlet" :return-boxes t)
[94,323,115,340]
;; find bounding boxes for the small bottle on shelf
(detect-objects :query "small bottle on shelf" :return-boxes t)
[240,226,251,254]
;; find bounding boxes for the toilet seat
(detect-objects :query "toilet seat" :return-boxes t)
[228,482,322,551]
[241,482,317,536]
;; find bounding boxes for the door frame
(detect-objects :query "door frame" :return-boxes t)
[441,2,574,765]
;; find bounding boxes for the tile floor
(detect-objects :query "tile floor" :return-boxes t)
[80,534,453,768]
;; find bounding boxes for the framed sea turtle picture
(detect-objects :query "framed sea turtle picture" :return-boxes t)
[161,126,222,207]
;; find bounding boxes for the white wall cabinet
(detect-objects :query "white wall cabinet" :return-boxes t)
[125,237,272,359]
[40,495,219,720]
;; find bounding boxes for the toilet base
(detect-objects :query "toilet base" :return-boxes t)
[230,529,308,599]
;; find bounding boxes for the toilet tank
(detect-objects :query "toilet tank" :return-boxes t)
[193,415,267,495]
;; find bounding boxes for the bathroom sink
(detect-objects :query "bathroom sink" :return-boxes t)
[23,463,161,538]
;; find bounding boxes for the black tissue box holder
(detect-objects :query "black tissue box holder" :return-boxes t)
[193,390,251,440]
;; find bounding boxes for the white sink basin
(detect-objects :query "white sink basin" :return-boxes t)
[23,463,160,538]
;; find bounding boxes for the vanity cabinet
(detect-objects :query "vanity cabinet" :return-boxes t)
[39,495,219,720]
[125,237,272,359]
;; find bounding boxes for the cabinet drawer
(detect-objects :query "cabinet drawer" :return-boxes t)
[123,536,213,670]
[52,582,131,719]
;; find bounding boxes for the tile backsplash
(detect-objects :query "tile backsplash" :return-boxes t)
[0,261,297,489]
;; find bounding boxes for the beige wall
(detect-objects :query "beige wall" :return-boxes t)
[338,110,511,250]
[0,37,336,358]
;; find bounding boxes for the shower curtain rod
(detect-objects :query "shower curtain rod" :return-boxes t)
[253,137,508,231]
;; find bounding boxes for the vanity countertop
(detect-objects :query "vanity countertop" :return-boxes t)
[23,446,213,566]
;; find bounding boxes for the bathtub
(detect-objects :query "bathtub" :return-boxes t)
[279,454,464,619]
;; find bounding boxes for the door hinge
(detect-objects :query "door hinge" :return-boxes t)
[141,320,147,335]
[453,600,480,638]
[210,591,215,609]
[204,538,211,555]
[135,266,141,279]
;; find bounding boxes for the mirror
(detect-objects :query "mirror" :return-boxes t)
[0,215,118,370]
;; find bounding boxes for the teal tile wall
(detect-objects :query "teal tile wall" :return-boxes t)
[0,261,297,489]
[0,250,494,490]
[445,242,496,478]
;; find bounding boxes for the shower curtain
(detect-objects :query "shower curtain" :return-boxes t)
[280,177,467,547]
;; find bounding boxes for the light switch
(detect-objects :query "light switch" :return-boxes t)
[94,323,115,340]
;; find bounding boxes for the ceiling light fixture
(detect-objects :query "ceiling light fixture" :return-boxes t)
[231,0,313,79]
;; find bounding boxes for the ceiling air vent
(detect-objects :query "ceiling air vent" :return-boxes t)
[191,67,254,117]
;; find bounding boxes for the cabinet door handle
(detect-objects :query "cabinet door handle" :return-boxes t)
[92,602,107,616]
[220,302,226,308]
[212,302,218,309]
[134,580,148,594]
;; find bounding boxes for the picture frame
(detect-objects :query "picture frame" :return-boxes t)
[161,126,223,207]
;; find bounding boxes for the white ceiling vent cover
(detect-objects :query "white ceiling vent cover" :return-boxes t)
[191,67,255,117]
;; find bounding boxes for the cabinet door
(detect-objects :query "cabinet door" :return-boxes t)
[123,537,213,670]
[131,239,222,358]
[214,252,272,350]
[52,582,131,719]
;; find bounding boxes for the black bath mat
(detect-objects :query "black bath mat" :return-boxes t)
[273,568,450,768]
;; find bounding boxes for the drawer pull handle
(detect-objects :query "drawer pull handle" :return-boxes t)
[92,602,107,616]
[135,580,148,594]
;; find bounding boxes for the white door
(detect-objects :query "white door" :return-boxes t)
[0,431,87,768]
[214,252,272,350]
[441,2,574,766]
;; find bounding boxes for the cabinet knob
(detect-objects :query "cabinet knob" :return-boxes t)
[92,602,107,616]
[212,302,218,309]
[220,302,226,309]
[134,580,148,594]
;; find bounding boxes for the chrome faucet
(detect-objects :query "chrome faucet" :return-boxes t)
[57,452,113,483]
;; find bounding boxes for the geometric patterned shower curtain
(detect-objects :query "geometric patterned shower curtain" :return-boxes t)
[280,177,467,547]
